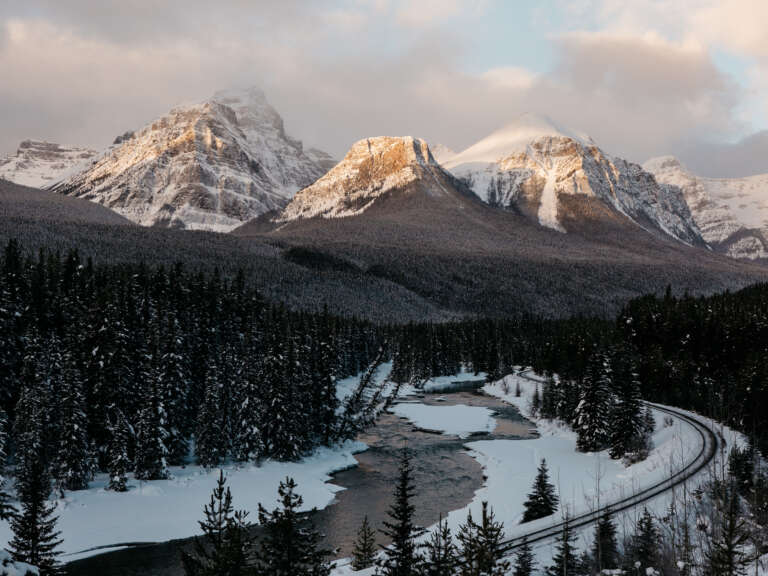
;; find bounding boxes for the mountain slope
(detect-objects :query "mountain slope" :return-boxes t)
[442,114,703,246]
[237,138,768,318]
[645,156,768,260]
[52,88,332,232]
[0,140,97,188]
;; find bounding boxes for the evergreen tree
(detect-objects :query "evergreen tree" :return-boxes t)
[513,537,535,576]
[608,350,644,460]
[232,354,263,464]
[522,459,559,523]
[54,372,91,491]
[181,469,253,576]
[134,379,169,481]
[422,515,456,576]
[255,476,331,576]
[628,508,658,573]
[157,320,190,465]
[106,411,130,492]
[351,515,377,571]
[379,446,425,576]
[9,441,62,575]
[574,354,612,452]
[546,515,581,576]
[591,511,619,573]
[196,363,226,468]
[0,407,14,520]
[463,502,510,576]
[706,484,750,576]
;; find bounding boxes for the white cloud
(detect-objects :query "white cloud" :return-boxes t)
[0,0,764,176]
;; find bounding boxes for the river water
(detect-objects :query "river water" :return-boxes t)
[67,388,533,575]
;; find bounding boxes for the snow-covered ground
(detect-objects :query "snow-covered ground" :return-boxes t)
[0,441,365,562]
[0,364,395,562]
[390,403,496,439]
[335,369,746,575]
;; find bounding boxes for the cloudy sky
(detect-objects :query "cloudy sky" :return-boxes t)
[2,0,768,177]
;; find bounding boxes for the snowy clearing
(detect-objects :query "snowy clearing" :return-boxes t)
[390,403,496,438]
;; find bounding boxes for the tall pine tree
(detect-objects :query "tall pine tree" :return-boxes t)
[181,469,253,576]
[379,446,425,576]
[255,476,331,576]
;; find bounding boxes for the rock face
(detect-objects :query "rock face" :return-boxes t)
[279,136,458,221]
[0,140,97,189]
[442,114,704,245]
[645,156,768,260]
[53,88,333,232]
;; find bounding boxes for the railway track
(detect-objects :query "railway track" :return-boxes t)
[498,371,719,553]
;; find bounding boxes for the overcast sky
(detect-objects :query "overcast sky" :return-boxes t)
[2,0,768,177]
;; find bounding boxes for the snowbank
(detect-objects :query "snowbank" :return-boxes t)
[390,404,496,438]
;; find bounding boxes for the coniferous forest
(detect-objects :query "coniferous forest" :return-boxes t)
[1,238,768,575]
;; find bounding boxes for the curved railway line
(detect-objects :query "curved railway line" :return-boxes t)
[499,372,720,553]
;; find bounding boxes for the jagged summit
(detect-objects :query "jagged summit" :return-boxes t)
[0,140,97,189]
[443,113,592,168]
[645,155,768,259]
[52,88,333,232]
[278,136,459,221]
[443,118,703,246]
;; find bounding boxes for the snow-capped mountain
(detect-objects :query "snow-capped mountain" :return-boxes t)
[53,88,333,232]
[645,156,768,260]
[441,114,703,245]
[278,136,462,221]
[0,140,97,189]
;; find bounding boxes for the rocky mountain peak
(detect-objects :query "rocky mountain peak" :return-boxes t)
[0,140,97,189]
[645,156,768,260]
[52,88,333,232]
[442,118,703,246]
[278,136,452,221]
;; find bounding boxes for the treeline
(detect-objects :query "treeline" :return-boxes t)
[390,284,768,456]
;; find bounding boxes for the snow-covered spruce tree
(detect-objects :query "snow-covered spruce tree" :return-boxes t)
[196,363,226,469]
[310,310,339,447]
[181,469,253,576]
[255,476,331,576]
[378,446,425,576]
[351,515,378,571]
[134,379,169,481]
[521,458,559,523]
[0,407,14,520]
[9,417,62,575]
[54,366,91,492]
[513,537,535,576]
[591,511,619,573]
[231,354,264,464]
[545,515,582,576]
[106,411,131,492]
[608,349,645,461]
[422,514,457,576]
[156,316,190,466]
[574,353,613,452]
